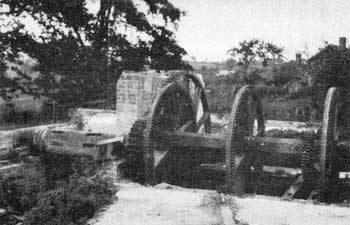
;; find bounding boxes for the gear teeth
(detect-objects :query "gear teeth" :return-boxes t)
[127,119,147,148]
[301,131,315,181]
[318,87,339,202]
[162,72,211,134]
[225,85,264,193]
[125,119,147,181]
[143,83,197,185]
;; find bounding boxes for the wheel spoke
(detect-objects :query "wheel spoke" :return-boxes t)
[144,74,211,185]
[196,112,210,132]
[154,149,169,167]
[174,93,181,128]
[193,87,202,114]
[178,120,193,133]
[225,85,265,193]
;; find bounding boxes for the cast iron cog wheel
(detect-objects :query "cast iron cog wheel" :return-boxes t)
[143,83,196,185]
[124,119,147,182]
[225,85,265,194]
[162,71,211,133]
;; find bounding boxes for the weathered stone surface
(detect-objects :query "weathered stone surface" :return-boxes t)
[89,182,350,225]
[116,70,168,118]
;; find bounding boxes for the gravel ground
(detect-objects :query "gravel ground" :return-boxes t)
[89,182,350,225]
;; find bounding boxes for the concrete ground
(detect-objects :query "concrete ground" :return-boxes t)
[89,182,350,225]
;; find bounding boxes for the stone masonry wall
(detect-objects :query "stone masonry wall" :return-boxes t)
[116,70,168,118]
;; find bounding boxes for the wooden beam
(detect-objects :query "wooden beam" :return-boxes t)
[199,152,246,172]
[164,132,304,157]
[95,137,123,146]
[200,162,225,171]
[249,136,303,155]
[263,166,301,177]
[169,132,226,149]
[283,175,304,199]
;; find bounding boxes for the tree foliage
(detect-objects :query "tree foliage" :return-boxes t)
[272,60,307,87]
[0,0,190,107]
[228,39,283,70]
[308,44,350,119]
[224,58,236,71]
[309,44,350,91]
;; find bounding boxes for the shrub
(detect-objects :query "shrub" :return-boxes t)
[23,174,117,225]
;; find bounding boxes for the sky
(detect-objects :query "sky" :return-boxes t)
[3,0,350,63]
[170,0,350,62]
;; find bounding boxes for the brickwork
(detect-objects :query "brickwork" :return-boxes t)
[116,70,168,118]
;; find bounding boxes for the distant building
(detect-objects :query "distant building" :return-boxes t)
[216,70,229,76]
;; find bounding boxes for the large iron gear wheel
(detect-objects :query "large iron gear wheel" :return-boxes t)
[125,119,147,182]
[128,119,147,150]
[319,87,340,200]
[301,131,315,179]
[143,83,196,185]
[225,85,265,193]
[162,71,211,133]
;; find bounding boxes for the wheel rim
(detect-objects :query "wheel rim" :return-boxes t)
[163,72,211,133]
[225,85,264,193]
[320,87,339,192]
[143,83,196,185]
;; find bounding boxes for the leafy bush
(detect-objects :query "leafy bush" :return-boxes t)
[271,61,307,87]
[309,44,350,109]
[262,97,313,121]
[23,174,117,225]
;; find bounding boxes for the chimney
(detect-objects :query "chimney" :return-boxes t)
[296,53,302,65]
[339,37,346,50]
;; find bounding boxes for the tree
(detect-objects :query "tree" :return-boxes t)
[309,44,350,92]
[224,58,236,71]
[0,0,190,108]
[308,44,350,120]
[271,60,307,87]
[228,39,283,83]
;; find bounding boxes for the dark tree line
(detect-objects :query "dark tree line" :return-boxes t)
[0,0,190,108]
